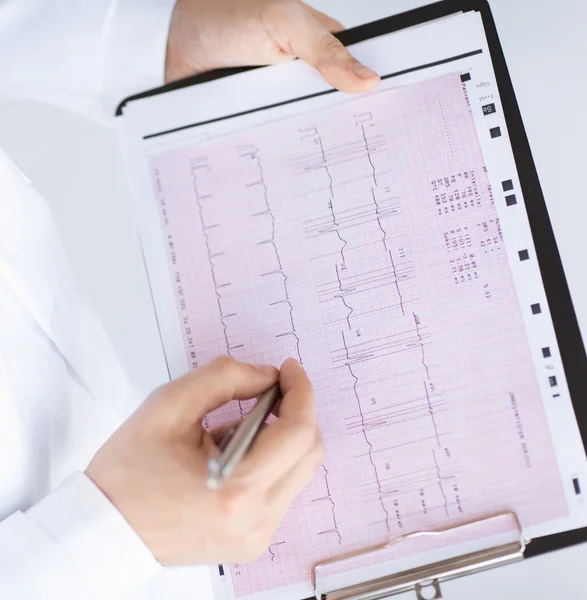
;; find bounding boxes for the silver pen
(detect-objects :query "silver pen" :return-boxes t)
[206,383,281,490]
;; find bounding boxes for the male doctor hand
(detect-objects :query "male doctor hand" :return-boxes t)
[0,1,379,599]
[165,0,381,89]
[87,356,324,567]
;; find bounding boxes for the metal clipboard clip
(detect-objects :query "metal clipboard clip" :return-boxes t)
[312,512,527,600]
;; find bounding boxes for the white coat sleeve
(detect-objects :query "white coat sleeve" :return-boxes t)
[0,472,161,600]
[0,0,176,118]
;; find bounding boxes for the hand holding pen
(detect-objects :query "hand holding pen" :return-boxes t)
[87,356,324,566]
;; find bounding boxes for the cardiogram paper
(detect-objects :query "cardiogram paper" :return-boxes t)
[148,73,567,597]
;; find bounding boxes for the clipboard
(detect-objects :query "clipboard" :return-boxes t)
[311,512,526,600]
[116,1,587,598]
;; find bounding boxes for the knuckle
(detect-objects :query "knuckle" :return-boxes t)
[218,486,251,521]
[211,355,242,385]
[322,35,345,53]
[212,355,236,373]
[316,35,347,65]
[240,529,271,562]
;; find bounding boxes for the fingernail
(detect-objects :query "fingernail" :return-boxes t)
[351,62,379,79]
[255,364,277,375]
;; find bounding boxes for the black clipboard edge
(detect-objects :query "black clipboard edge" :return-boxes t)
[475,0,587,561]
[116,0,587,562]
[142,49,483,140]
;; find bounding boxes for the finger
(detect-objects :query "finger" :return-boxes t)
[270,445,325,504]
[300,3,345,33]
[235,421,320,489]
[165,356,279,422]
[275,359,316,424]
[266,360,307,418]
[234,359,320,487]
[261,445,325,538]
[270,2,380,93]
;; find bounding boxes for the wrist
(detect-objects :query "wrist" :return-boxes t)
[165,0,207,82]
[165,0,182,81]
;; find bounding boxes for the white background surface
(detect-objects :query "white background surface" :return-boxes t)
[0,0,585,598]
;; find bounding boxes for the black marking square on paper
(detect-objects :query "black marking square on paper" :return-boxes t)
[490,126,502,138]
[502,180,514,192]
[542,347,552,358]
[218,565,225,577]
[573,478,582,495]
[460,72,471,82]
[549,376,558,387]
[505,194,517,207]
[482,103,496,115]
[519,249,530,261]
[532,303,542,315]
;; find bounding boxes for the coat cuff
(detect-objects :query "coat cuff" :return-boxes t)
[26,471,161,596]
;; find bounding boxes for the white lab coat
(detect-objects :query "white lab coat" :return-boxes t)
[0,1,212,598]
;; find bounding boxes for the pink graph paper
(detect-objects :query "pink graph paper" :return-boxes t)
[149,74,567,597]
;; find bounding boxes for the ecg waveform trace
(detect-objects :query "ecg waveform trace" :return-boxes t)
[149,74,567,598]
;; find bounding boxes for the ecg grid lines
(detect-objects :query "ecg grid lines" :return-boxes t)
[149,74,567,598]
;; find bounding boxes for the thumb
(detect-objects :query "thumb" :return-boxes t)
[161,356,279,424]
[273,2,380,93]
